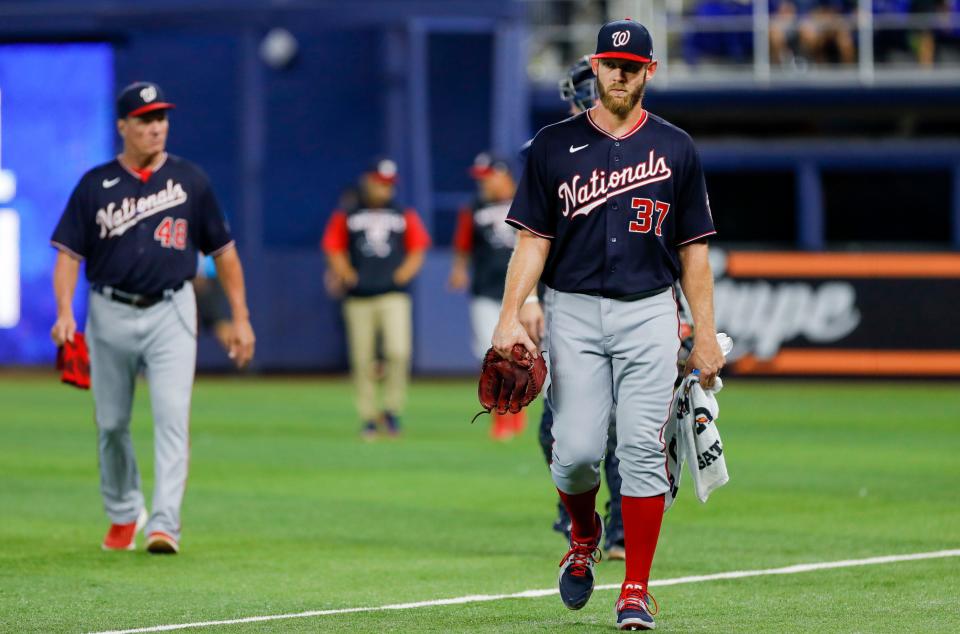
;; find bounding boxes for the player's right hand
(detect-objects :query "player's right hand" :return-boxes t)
[447,266,469,291]
[518,301,545,346]
[492,316,538,359]
[340,268,359,288]
[50,314,77,346]
[228,318,256,369]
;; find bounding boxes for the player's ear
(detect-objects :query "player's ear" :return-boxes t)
[116,118,127,139]
[590,58,599,76]
[645,60,659,81]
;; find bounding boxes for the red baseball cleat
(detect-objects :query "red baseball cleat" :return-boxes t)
[102,508,147,551]
[146,531,179,554]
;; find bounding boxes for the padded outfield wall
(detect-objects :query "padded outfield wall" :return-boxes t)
[0,1,957,377]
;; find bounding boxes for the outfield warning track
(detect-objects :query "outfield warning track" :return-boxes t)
[92,548,960,633]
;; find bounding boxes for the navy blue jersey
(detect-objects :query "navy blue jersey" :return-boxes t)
[51,155,234,296]
[506,110,715,296]
[322,203,431,298]
[453,198,516,300]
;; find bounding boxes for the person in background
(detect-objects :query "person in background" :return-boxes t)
[321,158,431,439]
[449,152,523,440]
[518,56,627,559]
[50,81,255,555]
[770,0,856,66]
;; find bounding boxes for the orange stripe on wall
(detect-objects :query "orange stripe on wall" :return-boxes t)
[726,252,960,278]
[733,350,960,376]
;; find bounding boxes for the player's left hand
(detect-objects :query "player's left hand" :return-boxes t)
[393,266,415,286]
[685,333,724,388]
[228,318,256,369]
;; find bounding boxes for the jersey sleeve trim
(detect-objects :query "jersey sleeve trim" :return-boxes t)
[452,208,474,253]
[50,241,85,261]
[403,209,432,251]
[505,217,555,240]
[676,230,717,246]
[321,210,350,253]
[207,240,236,258]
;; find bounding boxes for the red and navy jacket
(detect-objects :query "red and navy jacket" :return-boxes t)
[453,197,516,301]
[322,200,431,298]
[50,154,234,296]
[507,110,716,297]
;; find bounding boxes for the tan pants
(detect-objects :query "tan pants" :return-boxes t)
[343,292,412,421]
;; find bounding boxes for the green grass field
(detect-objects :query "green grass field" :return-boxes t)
[1,374,959,633]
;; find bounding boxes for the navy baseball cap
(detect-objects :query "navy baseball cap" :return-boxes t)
[593,19,654,64]
[469,152,511,179]
[367,157,398,184]
[117,82,175,119]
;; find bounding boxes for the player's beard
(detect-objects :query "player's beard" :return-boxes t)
[598,75,645,117]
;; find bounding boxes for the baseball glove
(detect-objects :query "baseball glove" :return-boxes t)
[473,344,547,420]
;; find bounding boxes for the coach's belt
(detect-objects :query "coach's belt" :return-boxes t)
[93,282,184,308]
[582,285,670,301]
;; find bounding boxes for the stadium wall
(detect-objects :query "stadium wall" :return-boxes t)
[1,1,958,376]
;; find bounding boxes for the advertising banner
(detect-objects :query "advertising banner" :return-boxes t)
[0,44,113,364]
[713,250,960,376]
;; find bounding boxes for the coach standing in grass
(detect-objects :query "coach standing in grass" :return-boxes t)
[321,158,431,439]
[50,81,255,554]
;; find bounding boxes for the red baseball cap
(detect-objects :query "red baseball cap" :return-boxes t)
[367,158,398,185]
[469,152,512,179]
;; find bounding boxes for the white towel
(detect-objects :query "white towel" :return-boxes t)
[664,333,732,511]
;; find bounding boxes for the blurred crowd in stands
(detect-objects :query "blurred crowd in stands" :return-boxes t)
[527,1,960,80]
[684,0,960,67]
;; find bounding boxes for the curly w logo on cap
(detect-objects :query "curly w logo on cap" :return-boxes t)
[593,19,654,63]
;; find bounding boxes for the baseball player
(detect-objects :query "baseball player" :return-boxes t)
[50,81,255,555]
[518,57,626,559]
[449,152,524,440]
[493,20,723,630]
[321,158,431,439]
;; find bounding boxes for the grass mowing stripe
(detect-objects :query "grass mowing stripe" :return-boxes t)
[91,548,960,634]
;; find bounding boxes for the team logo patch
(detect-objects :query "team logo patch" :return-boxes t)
[612,30,631,47]
[348,209,406,258]
[139,85,158,103]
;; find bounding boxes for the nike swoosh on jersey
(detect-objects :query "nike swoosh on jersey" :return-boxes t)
[569,144,589,153]
[102,177,121,189]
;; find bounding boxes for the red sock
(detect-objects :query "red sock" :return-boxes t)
[622,494,665,588]
[511,411,526,434]
[490,413,510,439]
[557,484,600,542]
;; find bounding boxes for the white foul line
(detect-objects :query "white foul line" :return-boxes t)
[91,548,960,634]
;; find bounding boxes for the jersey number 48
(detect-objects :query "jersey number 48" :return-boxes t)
[154,216,188,250]
[629,198,670,236]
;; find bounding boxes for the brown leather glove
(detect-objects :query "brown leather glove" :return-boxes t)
[476,344,547,416]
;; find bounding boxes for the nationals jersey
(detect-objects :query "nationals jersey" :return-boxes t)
[321,202,431,297]
[452,198,516,300]
[506,109,716,297]
[51,154,234,296]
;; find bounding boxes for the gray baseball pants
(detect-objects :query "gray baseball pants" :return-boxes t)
[545,286,680,498]
[86,282,197,541]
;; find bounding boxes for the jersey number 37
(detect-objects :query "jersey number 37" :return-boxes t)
[154,216,188,250]
[629,198,671,237]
